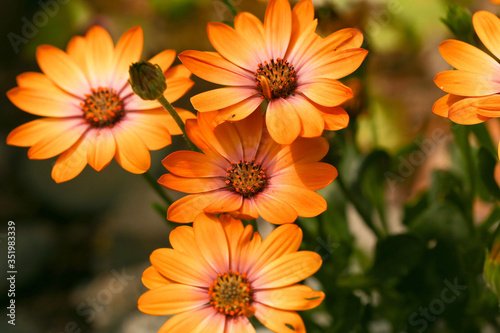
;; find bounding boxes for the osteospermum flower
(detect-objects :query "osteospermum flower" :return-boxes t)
[138,213,324,332]
[159,109,338,224]
[433,11,500,157]
[7,26,194,183]
[179,0,367,144]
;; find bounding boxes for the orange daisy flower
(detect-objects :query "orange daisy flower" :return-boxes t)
[433,11,500,157]
[159,109,338,224]
[138,213,324,332]
[7,26,195,183]
[179,0,367,144]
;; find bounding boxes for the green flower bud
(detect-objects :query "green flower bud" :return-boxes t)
[128,60,167,101]
[441,5,473,42]
[484,238,500,301]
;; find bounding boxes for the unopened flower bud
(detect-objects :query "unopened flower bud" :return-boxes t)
[128,60,167,100]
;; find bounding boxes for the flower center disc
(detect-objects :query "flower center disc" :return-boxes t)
[209,271,252,317]
[255,58,297,100]
[82,87,125,128]
[225,158,267,198]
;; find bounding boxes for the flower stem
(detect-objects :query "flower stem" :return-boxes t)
[142,171,172,207]
[157,95,200,152]
[336,175,384,239]
[222,0,238,16]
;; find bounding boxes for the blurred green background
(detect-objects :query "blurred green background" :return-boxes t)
[1,0,499,332]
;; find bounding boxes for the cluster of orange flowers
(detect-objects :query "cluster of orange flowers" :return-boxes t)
[6,0,500,332]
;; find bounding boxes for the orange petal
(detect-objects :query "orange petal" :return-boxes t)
[124,94,162,110]
[304,48,368,80]
[214,96,263,124]
[84,26,114,88]
[261,136,329,174]
[473,95,500,117]
[138,284,208,315]
[167,192,217,223]
[322,28,364,52]
[253,303,305,333]
[253,192,298,224]
[264,185,327,217]
[168,107,197,135]
[285,95,324,138]
[473,11,500,60]
[169,226,218,277]
[232,109,263,159]
[434,70,500,96]
[36,45,90,96]
[235,12,269,61]
[265,0,292,59]
[266,98,301,144]
[447,97,492,124]
[254,285,324,311]
[194,213,230,273]
[110,26,143,91]
[86,128,116,171]
[158,306,225,333]
[162,151,225,177]
[191,87,256,112]
[112,123,151,173]
[150,248,214,287]
[212,121,245,162]
[158,173,225,193]
[178,50,254,86]
[219,215,245,266]
[28,119,87,159]
[141,266,172,289]
[66,36,88,75]
[290,0,315,50]
[432,94,465,118]
[165,76,194,104]
[439,39,500,75]
[149,49,176,72]
[7,118,71,147]
[270,162,338,191]
[232,199,259,222]
[165,64,192,80]
[224,317,256,333]
[122,112,172,150]
[236,225,261,274]
[207,22,258,71]
[252,251,322,288]
[51,134,90,183]
[203,191,243,214]
[319,105,349,131]
[7,87,82,117]
[286,19,319,68]
[248,224,302,277]
[300,78,353,107]
[16,72,63,93]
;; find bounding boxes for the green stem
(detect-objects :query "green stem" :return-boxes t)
[157,95,200,152]
[222,0,238,16]
[248,219,258,232]
[142,171,172,206]
[336,175,383,239]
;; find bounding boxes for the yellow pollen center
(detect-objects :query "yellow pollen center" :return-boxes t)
[225,158,267,198]
[209,271,253,317]
[255,58,297,100]
[81,87,125,128]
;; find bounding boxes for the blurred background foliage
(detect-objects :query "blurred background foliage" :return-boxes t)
[1,0,500,332]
